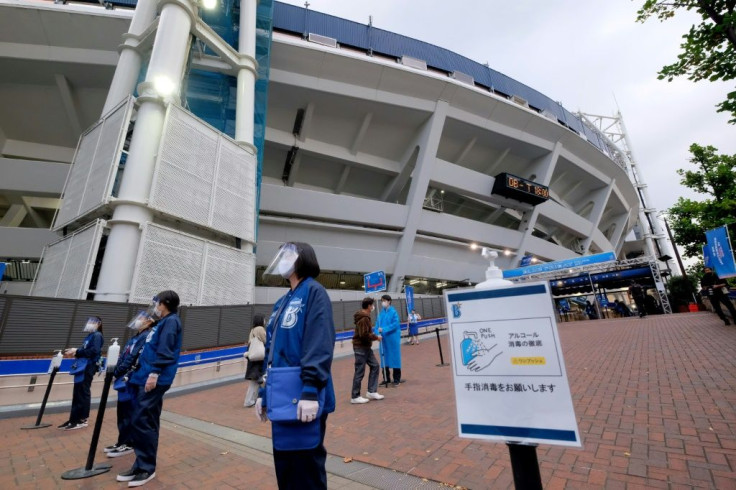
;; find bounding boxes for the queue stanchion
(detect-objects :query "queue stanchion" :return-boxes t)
[507,442,543,490]
[435,327,449,367]
[61,339,120,480]
[21,350,63,430]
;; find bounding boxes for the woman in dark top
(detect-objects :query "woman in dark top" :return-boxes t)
[58,316,104,431]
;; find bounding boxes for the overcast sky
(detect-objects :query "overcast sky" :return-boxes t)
[279,0,735,217]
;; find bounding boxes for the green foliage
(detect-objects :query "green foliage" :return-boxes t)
[638,1,736,123]
[667,144,736,257]
[666,274,698,307]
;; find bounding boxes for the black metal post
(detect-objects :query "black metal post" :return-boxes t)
[61,371,113,479]
[435,327,449,367]
[21,367,59,430]
[507,443,543,490]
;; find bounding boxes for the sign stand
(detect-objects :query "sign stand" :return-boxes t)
[444,248,581,489]
[507,443,543,490]
[434,327,449,367]
[21,367,59,430]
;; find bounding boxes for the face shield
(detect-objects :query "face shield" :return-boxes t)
[263,243,299,280]
[83,317,100,333]
[126,311,154,331]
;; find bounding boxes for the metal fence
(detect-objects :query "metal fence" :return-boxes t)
[0,293,446,356]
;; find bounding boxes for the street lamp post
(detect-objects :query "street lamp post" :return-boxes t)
[661,215,697,303]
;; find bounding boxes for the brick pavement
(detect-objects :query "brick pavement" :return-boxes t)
[1,311,735,489]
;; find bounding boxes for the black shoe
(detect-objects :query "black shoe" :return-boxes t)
[104,443,122,453]
[107,444,134,458]
[128,471,156,487]
[398,379,406,384]
[57,421,71,429]
[117,468,138,482]
[392,382,400,387]
[64,421,88,430]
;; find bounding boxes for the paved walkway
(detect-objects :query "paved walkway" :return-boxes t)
[1,312,735,489]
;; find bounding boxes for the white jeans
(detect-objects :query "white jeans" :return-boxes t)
[244,380,259,406]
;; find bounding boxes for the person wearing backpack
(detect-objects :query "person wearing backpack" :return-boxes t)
[58,317,104,431]
[244,314,266,407]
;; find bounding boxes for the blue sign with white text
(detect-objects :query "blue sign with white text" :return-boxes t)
[405,285,415,316]
[503,251,617,279]
[0,263,6,280]
[705,226,736,278]
[364,270,387,293]
[520,255,533,267]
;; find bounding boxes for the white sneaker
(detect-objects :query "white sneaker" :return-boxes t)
[350,396,370,404]
[366,392,384,400]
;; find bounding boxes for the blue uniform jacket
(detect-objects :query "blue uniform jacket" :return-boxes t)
[76,331,103,373]
[259,277,336,412]
[376,306,401,368]
[113,330,149,380]
[129,313,182,386]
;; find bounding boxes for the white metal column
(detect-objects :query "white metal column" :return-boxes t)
[101,0,159,115]
[94,0,195,302]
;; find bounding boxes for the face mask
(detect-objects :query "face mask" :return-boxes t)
[83,321,98,333]
[153,306,163,319]
[382,302,389,308]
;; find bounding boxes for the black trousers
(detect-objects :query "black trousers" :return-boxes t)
[116,398,134,446]
[386,367,402,384]
[129,383,170,474]
[69,369,94,423]
[273,414,328,489]
[351,345,379,398]
[711,294,736,322]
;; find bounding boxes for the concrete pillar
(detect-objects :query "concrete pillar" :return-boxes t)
[95,0,195,302]
[580,179,614,253]
[388,101,448,292]
[101,0,159,115]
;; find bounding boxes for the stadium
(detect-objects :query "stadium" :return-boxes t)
[0,0,672,304]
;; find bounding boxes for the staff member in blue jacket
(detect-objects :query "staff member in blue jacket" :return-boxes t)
[104,311,155,458]
[376,295,402,386]
[256,242,336,489]
[117,291,182,488]
[58,317,104,430]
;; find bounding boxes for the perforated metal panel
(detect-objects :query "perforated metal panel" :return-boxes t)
[150,105,256,241]
[201,243,255,306]
[54,98,133,230]
[31,221,105,299]
[130,223,255,306]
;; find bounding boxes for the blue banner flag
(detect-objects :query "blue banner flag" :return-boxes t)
[704,226,736,278]
[0,263,5,280]
[405,285,415,316]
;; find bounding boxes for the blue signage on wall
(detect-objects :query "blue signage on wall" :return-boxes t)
[520,255,534,267]
[364,270,387,293]
[705,226,736,278]
[405,285,415,316]
[503,251,617,279]
[0,263,5,280]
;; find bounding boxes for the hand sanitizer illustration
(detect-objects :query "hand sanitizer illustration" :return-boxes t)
[461,332,479,365]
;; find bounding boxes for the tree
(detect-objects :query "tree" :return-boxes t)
[637,1,736,123]
[667,143,736,257]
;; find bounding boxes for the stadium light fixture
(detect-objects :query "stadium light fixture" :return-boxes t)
[202,0,217,9]
[153,76,177,97]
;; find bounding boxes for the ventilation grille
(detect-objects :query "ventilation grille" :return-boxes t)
[308,33,337,48]
[129,223,255,306]
[511,95,530,108]
[149,105,256,242]
[401,55,427,71]
[452,71,474,86]
[32,220,105,299]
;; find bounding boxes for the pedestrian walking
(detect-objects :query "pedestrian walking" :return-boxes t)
[701,267,736,325]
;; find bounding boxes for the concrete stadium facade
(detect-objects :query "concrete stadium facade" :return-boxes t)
[0,0,647,298]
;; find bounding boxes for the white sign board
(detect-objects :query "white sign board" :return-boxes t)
[443,282,582,447]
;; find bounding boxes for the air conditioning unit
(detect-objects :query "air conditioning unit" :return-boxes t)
[541,109,557,122]
[401,55,427,71]
[451,71,474,86]
[308,33,337,48]
[511,95,529,108]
